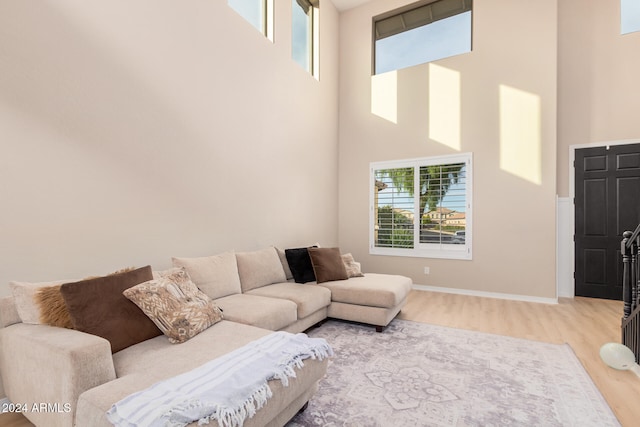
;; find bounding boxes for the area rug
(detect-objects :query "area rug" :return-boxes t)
[286,319,620,427]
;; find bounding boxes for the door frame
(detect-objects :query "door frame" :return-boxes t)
[566,139,640,298]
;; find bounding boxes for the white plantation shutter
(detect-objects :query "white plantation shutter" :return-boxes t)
[371,153,472,260]
[374,167,415,249]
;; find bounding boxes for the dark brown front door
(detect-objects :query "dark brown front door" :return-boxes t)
[575,143,640,299]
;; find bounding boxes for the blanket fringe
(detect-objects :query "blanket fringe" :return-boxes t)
[214,383,273,427]
[211,341,333,427]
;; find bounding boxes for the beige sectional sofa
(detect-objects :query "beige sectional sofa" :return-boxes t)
[0,246,412,427]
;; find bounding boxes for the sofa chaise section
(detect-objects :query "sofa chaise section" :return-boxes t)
[75,320,329,427]
[316,273,413,332]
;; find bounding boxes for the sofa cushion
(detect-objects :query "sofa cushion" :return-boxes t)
[60,266,162,353]
[308,247,348,284]
[246,283,331,318]
[172,251,242,300]
[214,294,297,331]
[123,268,224,344]
[236,247,287,292]
[285,247,316,284]
[341,253,365,278]
[316,273,412,308]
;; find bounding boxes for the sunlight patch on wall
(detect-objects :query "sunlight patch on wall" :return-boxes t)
[428,63,461,150]
[499,85,542,185]
[371,70,398,124]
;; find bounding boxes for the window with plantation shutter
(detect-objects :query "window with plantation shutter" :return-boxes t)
[371,153,472,259]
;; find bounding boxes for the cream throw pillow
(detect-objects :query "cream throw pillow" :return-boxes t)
[9,280,69,324]
[342,253,365,278]
[123,268,223,344]
[275,247,294,281]
[172,251,242,300]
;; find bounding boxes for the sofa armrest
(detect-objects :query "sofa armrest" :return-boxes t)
[0,323,116,427]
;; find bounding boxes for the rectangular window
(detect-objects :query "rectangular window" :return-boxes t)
[622,0,640,35]
[373,0,472,75]
[292,0,319,77]
[229,0,274,41]
[371,153,472,259]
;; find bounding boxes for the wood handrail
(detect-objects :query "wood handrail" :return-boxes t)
[624,223,640,249]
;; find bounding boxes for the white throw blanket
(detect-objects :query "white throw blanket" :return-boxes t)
[106,331,333,427]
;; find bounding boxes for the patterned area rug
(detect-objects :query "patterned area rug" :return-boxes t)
[287,319,620,427]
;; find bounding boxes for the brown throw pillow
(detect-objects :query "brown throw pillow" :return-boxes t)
[308,247,349,284]
[124,268,224,344]
[36,285,74,329]
[33,267,137,330]
[60,266,161,353]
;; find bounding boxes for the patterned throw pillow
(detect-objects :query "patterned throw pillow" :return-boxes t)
[123,268,224,344]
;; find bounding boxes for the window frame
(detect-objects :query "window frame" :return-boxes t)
[370,153,473,260]
[228,0,274,41]
[292,0,319,78]
[372,0,472,75]
[621,0,640,35]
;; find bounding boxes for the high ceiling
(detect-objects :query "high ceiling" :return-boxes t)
[331,0,373,12]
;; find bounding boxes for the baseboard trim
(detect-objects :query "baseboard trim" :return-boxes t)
[412,284,559,305]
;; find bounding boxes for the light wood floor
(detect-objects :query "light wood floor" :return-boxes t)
[1,290,638,426]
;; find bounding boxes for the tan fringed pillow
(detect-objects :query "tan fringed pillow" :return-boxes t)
[124,268,224,344]
[36,285,74,329]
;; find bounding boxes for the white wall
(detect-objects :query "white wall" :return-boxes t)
[338,0,559,299]
[0,0,340,296]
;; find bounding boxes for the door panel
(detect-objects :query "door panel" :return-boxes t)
[618,177,640,234]
[583,178,607,236]
[575,143,640,299]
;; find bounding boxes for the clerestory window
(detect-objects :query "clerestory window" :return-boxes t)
[228,0,274,41]
[622,0,640,35]
[292,0,319,77]
[373,0,472,75]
